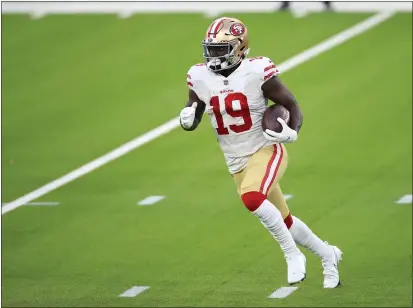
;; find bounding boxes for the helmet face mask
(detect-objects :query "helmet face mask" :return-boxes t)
[202,17,249,73]
[202,41,236,72]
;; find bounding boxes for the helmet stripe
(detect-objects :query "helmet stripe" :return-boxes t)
[212,19,225,38]
[208,18,226,38]
[207,18,220,37]
[207,21,216,35]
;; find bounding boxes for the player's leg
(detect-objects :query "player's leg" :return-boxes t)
[267,183,331,259]
[235,144,306,284]
[267,181,343,288]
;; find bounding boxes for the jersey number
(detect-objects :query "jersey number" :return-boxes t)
[210,92,252,135]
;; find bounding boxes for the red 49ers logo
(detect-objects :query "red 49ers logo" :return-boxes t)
[229,23,245,36]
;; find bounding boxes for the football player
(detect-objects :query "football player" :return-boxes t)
[179,17,342,288]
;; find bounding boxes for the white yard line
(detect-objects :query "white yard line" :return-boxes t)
[138,196,165,206]
[119,286,150,298]
[24,202,60,206]
[396,194,412,204]
[268,286,299,299]
[1,202,59,206]
[275,11,394,73]
[1,12,394,215]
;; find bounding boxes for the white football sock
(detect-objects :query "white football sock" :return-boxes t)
[289,216,330,260]
[253,200,300,257]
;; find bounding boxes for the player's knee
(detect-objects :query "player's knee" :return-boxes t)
[241,191,266,212]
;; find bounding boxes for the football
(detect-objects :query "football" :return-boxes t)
[262,104,290,133]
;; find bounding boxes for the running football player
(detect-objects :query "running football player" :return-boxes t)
[179,17,342,288]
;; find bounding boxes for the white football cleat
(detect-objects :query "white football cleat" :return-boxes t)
[286,252,306,285]
[322,244,343,288]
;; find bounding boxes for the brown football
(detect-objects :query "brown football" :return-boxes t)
[262,104,290,133]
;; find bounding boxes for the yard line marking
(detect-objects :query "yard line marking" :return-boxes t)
[284,194,293,201]
[396,194,412,204]
[1,202,59,206]
[269,286,299,299]
[275,11,394,73]
[1,117,179,215]
[119,286,150,298]
[1,11,394,215]
[138,195,165,206]
[25,202,60,206]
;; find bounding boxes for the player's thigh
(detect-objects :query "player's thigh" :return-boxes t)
[232,168,247,195]
[267,183,290,219]
[240,143,288,195]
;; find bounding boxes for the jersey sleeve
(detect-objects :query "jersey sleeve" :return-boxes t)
[251,56,280,88]
[186,64,208,103]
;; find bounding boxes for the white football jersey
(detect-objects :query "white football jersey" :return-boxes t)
[186,57,279,174]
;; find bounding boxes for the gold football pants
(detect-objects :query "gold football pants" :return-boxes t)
[233,144,291,219]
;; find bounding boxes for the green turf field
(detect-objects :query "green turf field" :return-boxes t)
[1,12,412,307]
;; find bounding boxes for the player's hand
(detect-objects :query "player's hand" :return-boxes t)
[179,102,198,129]
[263,117,298,143]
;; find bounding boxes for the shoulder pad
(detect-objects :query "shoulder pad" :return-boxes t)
[247,56,279,81]
[186,63,207,90]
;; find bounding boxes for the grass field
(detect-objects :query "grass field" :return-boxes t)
[1,11,412,307]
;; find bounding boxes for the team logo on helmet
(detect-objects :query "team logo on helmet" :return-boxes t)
[229,23,245,36]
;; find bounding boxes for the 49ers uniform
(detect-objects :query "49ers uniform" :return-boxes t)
[187,56,280,175]
[180,16,342,289]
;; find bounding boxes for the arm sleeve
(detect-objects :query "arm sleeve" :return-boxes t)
[186,64,207,102]
[257,57,280,88]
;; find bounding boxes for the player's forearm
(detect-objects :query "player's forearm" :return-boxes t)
[275,94,303,133]
[262,77,303,133]
[288,102,303,133]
